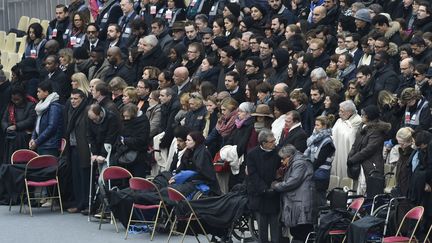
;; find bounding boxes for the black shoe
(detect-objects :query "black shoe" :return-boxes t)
[80,209,89,215]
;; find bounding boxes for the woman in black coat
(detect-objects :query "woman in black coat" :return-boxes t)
[173,131,220,195]
[1,87,37,163]
[113,103,151,177]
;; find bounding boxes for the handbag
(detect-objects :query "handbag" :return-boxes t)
[213,151,230,173]
[118,150,138,164]
[347,162,360,180]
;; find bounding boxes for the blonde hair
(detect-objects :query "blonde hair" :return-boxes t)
[59,48,74,64]
[123,86,139,104]
[71,72,90,96]
[378,90,397,108]
[396,127,414,143]
[180,92,191,109]
[221,97,238,112]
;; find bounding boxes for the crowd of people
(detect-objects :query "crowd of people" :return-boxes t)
[1,0,432,241]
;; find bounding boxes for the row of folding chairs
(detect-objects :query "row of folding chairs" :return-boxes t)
[307,197,429,243]
[98,166,210,243]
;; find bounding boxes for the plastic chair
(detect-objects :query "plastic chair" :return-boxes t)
[382,206,424,243]
[166,187,211,243]
[329,175,340,191]
[17,36,27,57]
[41,20,50,35]
[125,177,171,240]
[6,52,19,71]
[0,31,6,46]
[4,33,17,53]
[22,155,63,216]
[328,197,365,243]
[1,51,8,67]
[98,166,133,232]
[29,18,41,25]
[17,16,30,32]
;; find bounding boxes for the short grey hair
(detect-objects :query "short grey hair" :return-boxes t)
[339,100,357,114]
[278,144,297,158]
[311,67,327,80]
[258,129,274,145]
[143,35,158,48]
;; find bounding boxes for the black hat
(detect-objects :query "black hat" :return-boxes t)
[251,4,266,16]
[213,36,229,49]
[225,3,241,18]
[19,58,39,73]
[73,46,89,59]
[362,105,380,121]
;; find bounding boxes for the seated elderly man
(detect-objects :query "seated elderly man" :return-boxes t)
[331,100,362,178]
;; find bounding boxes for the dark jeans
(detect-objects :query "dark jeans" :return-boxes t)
[71,147,90,209]
[256,212,281,243]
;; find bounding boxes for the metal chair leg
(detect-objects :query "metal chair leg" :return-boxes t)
[167,216,177,243]
[125,206,134,239]
[25,181,33,217]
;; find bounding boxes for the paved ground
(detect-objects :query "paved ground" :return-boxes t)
[0,205,220,243]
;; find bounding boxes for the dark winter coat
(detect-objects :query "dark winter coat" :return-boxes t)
[159,98,181,148]
[226,116,258,158]
[246,146,281,214]
[395,146,414,197]
[348,120,391,177]
[32,101,64,150]
[273,152,315,227]
[373,66,400,93]
[278,125,308,153]
[45,69,71,104]
[137,44,169,78]
[87,108,121,157]
[105,62,135,86]
[176,144,220,195]
[184,105,207,132]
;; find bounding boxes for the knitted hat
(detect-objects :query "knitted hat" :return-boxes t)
[225,3,241,18]
[252,104,274,118]
[73,46,89,59]
[354,8,371,23]
[362,105,380,121]
[238,102,255,114]
[213,36,229,49]
[251,4,266,16]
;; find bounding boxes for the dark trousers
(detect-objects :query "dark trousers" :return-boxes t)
[37,148,59,157]
[71,147,90,209]
[289,224,313,242]
[256,212,281,243]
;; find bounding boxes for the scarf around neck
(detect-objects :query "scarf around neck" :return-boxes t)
[216,109,238,137]
[235,115,251,128]
[35,92,59,134]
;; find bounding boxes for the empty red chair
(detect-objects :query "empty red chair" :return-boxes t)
[382,206,424,243]
[124,177,171,240]
[23,155,63,216]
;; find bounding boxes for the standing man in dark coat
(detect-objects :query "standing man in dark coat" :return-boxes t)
[373,51,400,93]
[136,35,169,78]
[159,87,181,149]
[43,55,71,104]
[0,69,11,163]
[279,110,308,153]
[64,89,91,214]
[46,4,70,48]
[246,129,281,243]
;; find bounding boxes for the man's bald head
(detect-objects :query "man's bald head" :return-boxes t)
[173,67,189,86]
[312,6,327,24]
[107,46,122,65]
[273,83,289,99]
[45,40,60,55]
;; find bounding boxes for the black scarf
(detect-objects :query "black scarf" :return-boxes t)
[66,98,88,135]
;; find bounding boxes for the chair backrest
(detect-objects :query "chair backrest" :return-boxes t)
[17,36,27,57]
[396,206,424,238]
[11,149,39,164]
[40,20,50,35]
[6,52,19,71]
[129,177,157,192]
[4,33,17,53]
[1,51,8,67]
[167,187,187,203]
[101,166,132,181]
[0,31,6,46]
[17,16,30,31]
[29,18,41,25]
[26,155,58,169]
[349,197,364,211]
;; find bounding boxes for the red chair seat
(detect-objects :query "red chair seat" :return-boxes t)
[382,236,410,242]
[328,229,347,235]
[27,179,58,187]
[134,204,160,210]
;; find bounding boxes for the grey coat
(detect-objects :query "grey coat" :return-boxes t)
[273,152,315,227]
[145,104,162,138]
